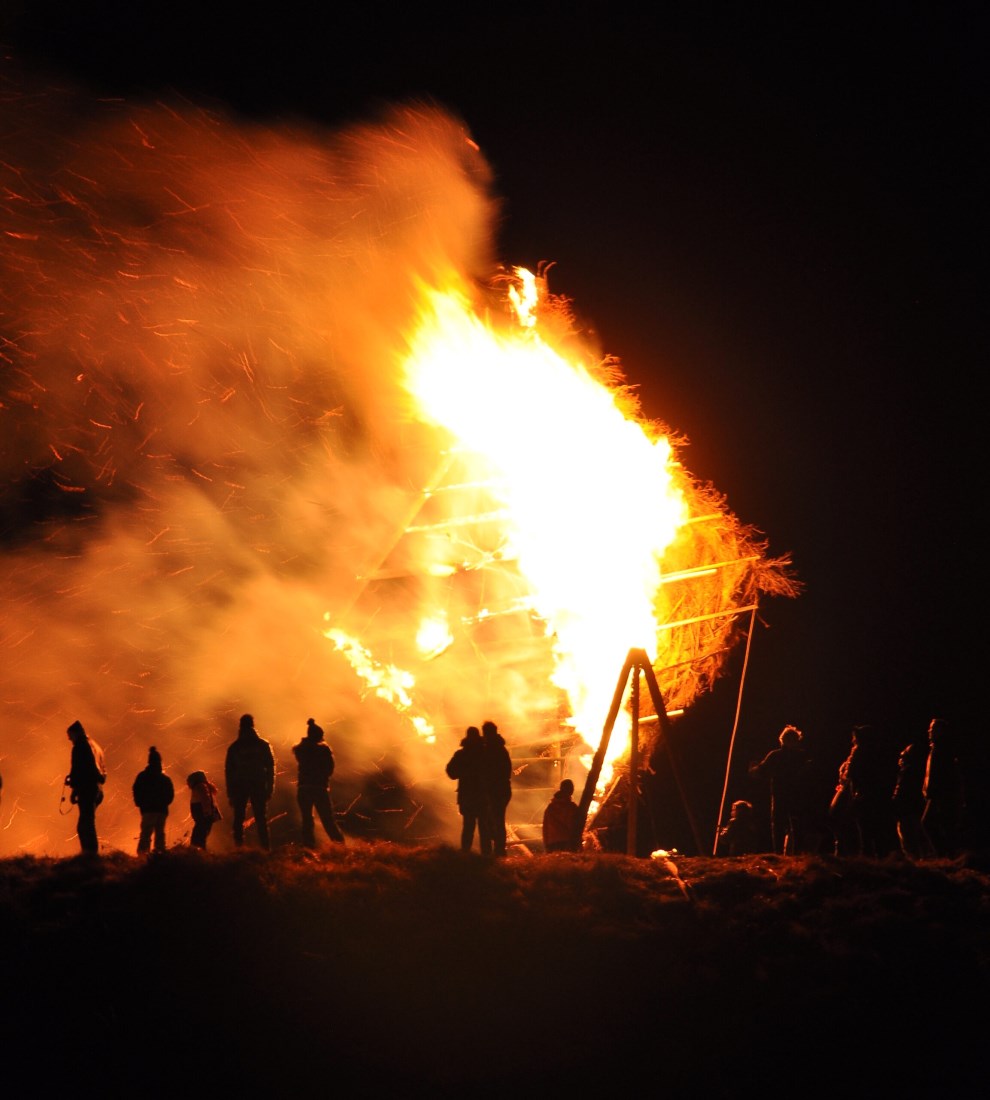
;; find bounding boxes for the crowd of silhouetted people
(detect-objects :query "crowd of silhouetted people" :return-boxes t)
[4,710,969,861]
[721,716,968,859]
[56,712,347,856]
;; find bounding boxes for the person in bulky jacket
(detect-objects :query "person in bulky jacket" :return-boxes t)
[65,719,107,855]
[542,778,582,852]
[292,718,345,846]
[224,713,276,850]
[481,720,512,857]
[132,745,175,854]
[446,726,490,853]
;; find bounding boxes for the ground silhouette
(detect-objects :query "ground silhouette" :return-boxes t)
[2,844,988,1096]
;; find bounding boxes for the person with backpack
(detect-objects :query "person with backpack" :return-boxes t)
[65,719,107,855]
[224,713,276,851]
[132,745,175,854]
[187,770,222,850]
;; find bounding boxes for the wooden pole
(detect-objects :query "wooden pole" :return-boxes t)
[628,665,639,856]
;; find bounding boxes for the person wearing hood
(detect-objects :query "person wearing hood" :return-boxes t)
[446,726,490,854]
[65,719,107,855]
[187,769,221,850]
[132,746,175,854]
[224,713,277,850]
[292,718,345,847]
[481,720,512,857]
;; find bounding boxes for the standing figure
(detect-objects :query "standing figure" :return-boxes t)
[292,718,346,847]
[481,720,512,858]
[542,778,583,853]
[224,713,276,850]
[187,770,221,850]
[840,724,898,857]
[892,733,929,859]
[748,724,811,854]
[921,717,965,857]
[446,726,490,853]
[65,719,107,855]
[132,746,175,854]
[717,799,759,856]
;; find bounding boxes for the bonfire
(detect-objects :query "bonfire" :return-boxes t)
[0,70,797,857]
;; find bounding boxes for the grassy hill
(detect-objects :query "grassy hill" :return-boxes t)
[3,844,988,1096]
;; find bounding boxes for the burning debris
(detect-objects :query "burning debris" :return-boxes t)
[0,63,797,856]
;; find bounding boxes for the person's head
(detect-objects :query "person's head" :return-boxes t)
[306,717,325,741]
[147,746,162,771]
[731,799,752,819]
[238,714,255,736]
[67,719,85,743]
[851,723,872,747]
[463,725,481,746]
[559,778,575,798]
[779,724,802,748]
[928,718,947,744]
[187,770,206,789]
[481,720,498,739]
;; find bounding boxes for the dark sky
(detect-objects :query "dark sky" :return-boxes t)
[3,3,985,805]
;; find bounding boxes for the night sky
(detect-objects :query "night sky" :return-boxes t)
[2,4,985,832]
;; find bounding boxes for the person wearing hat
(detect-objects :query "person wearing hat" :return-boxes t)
[65,719,107,855]
[292,718,345,847]
[132,746,175,854]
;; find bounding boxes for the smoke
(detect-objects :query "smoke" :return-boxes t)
[0,63,508,854]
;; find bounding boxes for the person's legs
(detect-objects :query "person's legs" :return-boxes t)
[153,813,167,852]
[491,801,507,857]
[460,810,477,852]
[138,812,154,854]
[252,792,270,850]
[191,808,208,849]
[298,788,316,847]
[313,788,344,842]
[77,797,98,854]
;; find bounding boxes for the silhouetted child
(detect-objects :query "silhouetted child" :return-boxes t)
[542,778,583,852]
[188,770,221,850]
[718,799,758,855]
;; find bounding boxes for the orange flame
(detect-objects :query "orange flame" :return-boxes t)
[396,268,688,779]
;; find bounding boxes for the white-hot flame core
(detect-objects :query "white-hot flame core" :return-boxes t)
[402,279,688,761]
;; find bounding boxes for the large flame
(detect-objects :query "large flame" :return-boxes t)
[399,272,688,779]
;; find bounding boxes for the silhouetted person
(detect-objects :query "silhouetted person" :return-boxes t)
[292,718,345,847]
[225,713,276,850]
[132,746,175,854]
[187,770,221,849]
[542,778,582,852]
[921,717,965,857]
[65,719,106,855]
[717,799,759,856]
[749,724,811,854]
[839,724,897,857]
[446,726,490,853]
[481,720,512,857]
[892,732,929,859]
